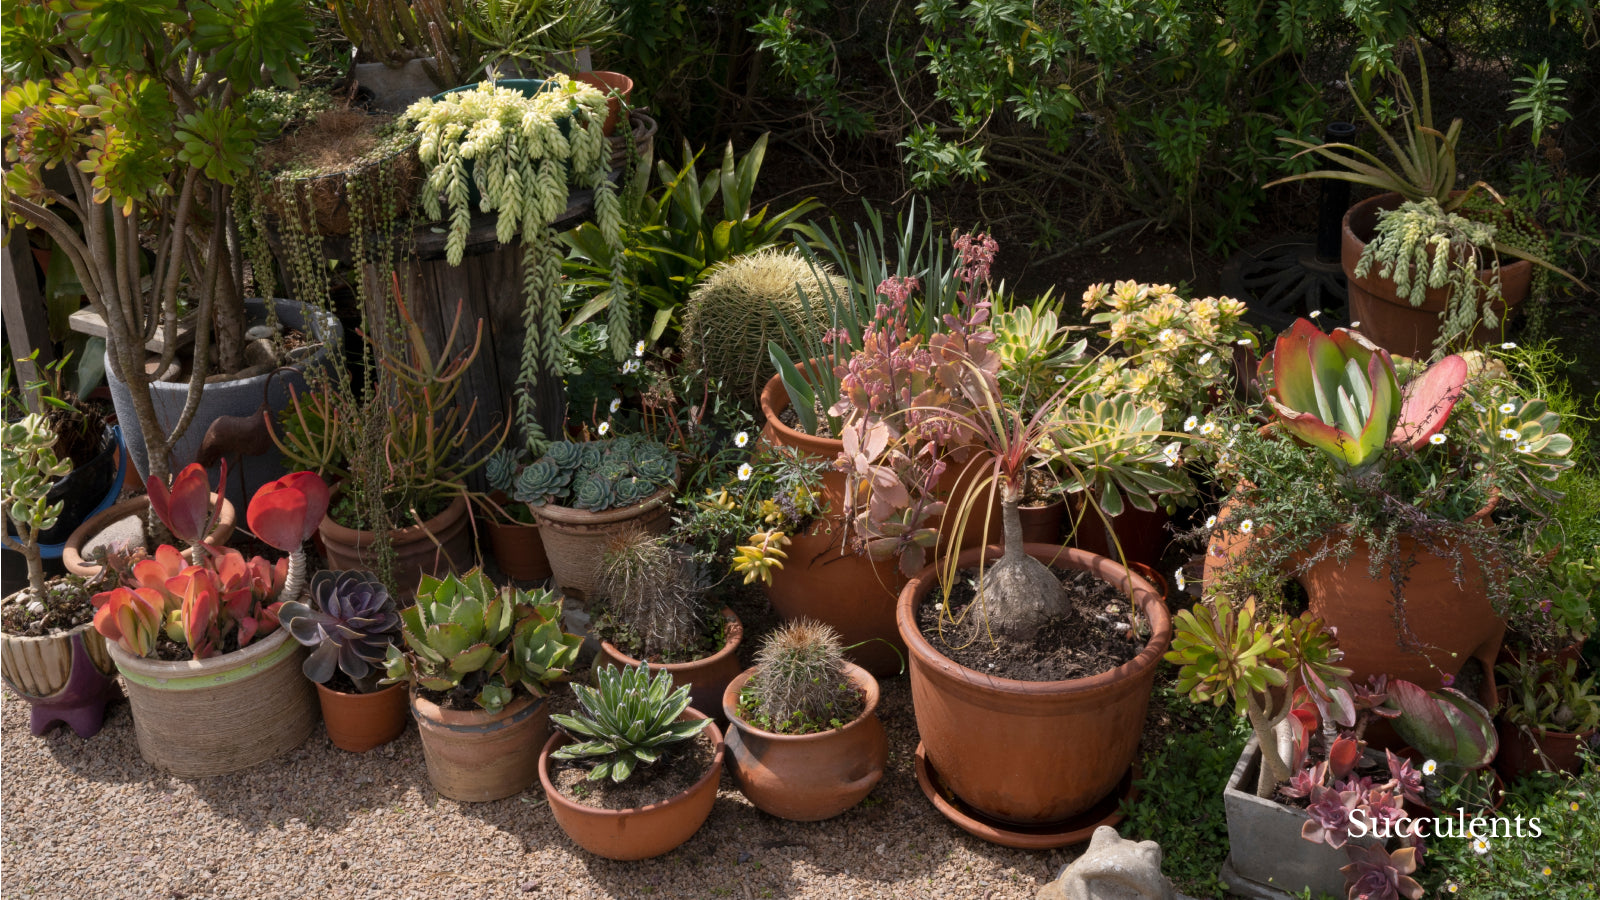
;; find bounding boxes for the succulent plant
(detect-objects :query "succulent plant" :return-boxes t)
[486,449,525,495]
[748,619,850,729]
[515,438,677,512]
[549,663,712,783]
[0,413,73,598]
[1497,657,1600,736]
[279,570,400,692]
[1338,844,1424,900]
[513,459,569,506]
[1382,681,1498,771]
[597,530,705,658]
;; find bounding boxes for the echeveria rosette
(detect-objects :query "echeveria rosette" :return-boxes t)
[1338,844,1424,900]
[513,458,569,507]
[280,570,400,692]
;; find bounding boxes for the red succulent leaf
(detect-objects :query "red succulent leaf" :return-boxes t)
[148,462,220,545]
[1328,735,1363,779]
[246,471,329,552]
[1391,355,1467,449]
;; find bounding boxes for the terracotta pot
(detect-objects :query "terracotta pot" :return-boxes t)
[721,661,887,821]
[570,71,632,136]
[484,517,552,582]
[412,690,549,802]
[62,493,237,579]
[0,609,118,739]
[316,681,408,753]
[529,488,673,601]
[1343,192,1533,359]
[897,543,1172,825]
[539,708,725,860]
[766,520,906,677]
[1067,498,1170,569]
[596,608,743,720]
[1018,499,1065,545]
[107,628,318,776]
[1495,712,1596,779]
[319,492,474,600]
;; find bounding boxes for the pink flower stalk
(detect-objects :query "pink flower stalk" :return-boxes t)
[952,230,999,286]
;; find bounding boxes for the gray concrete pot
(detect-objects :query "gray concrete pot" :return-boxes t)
[1220,738,1383,899]
[106,298,340,509]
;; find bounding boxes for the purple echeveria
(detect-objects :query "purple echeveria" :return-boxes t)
[1302,785,1358,849]
[1386,750,1426,805]
[280,570,400,691]
[1339,844,1424,900]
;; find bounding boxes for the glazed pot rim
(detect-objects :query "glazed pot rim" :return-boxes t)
[598,607,742,674]
[528,486,674,526]
[721,660,881,742]
[62,492,238,577]
[896,542,1173,695]
[538,707,726,819]
[319,488,468,542]
[107,623,292,677]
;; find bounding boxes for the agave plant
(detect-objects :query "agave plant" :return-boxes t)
[279,571,400,693]
[1263,318,1467,474]
[549,663,712,783]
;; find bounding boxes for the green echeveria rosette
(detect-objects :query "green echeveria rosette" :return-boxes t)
[513,458,569,506]
[613,476,654,506]
[574,474,617,511]
[595,458,632,484]
[545,441,585,474]
[578,442,605,469]
[634,453,676,488]
[485,449,523,495]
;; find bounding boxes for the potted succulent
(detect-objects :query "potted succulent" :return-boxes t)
[90,466,328,776]
[1203,320,1576,701]
[382,570,583,802]
[589,529,741,718]
[721,620,887,821]
[539,663,724,860]
[279,571,407,753]
[515,436,678,599]
[328,0,480,110]
[0,415,118,738]
[1495,657,1600,778]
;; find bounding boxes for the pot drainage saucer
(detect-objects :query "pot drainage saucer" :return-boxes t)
[912,743,1140,850]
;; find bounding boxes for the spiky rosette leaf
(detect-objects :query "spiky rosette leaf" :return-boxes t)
[549,663,711,783]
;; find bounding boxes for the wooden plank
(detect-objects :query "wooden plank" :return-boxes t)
[68,307,197,354]
[2,230,55,411]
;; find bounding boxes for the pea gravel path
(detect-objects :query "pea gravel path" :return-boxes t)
[1,591,1087,900]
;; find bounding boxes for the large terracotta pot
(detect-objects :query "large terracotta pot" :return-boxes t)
[539,708,725,860]
[721,661,887,821]
[0,611,118,739]
[319,492,474,600]
[411,690,549,802]
[1343,192,1533,359]
[528,488,673,601]
[570,71,632,135]
[316,681,409,753]
[107,627,319,776]
[62,493,237,579]
[1067,499,1170,569]
[897,544,1172,825]
[766,521,906,677]
[1019,498,1065,545]
[596,607,743,720]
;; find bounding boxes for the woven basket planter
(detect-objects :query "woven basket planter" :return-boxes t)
[107,628,318,776]
[528,488,673,601]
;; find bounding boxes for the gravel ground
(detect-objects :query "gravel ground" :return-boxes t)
[1,587,1084,900]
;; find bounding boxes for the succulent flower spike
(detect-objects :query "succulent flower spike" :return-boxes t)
[147,460,226,547]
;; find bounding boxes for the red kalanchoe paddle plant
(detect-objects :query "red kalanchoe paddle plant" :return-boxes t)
[93,465,328,660]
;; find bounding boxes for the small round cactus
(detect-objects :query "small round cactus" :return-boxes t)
[749,618,850,728]
[679,248,844,401]
[597,529,704,658]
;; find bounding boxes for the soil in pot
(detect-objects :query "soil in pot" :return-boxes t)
[320,491,473,598]
[916,567,1143,682]
[1,576,95,638]
[550,726,718,810]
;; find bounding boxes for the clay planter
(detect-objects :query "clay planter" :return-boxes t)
[319,492,474,600]
[484,519,552,582]
[62,493,237,579]
[1495,717,1596,779]
[107,628,318,776]
[571,71,632,135]
[596,607,743,720]
[721,661,887,821]
[1019,498,1065,545]
[897,543,1172,826]
[412,690,550,802]
[263,133,421,237]
[316,681,409,753]
[540,709,725,860]
[528,488,674,601]
[765,521,906,677]
[1067,499,1170,570]
[1343,192,1533,359]
[0,609,118,738]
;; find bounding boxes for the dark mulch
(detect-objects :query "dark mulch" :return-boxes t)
[915,566,1143,682]
[550,725,718,811]
[777,404,835,439]
[0,576,95,637]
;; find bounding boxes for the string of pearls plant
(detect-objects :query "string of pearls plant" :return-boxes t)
[404,78,630,455]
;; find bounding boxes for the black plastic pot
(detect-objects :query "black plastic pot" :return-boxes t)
[2,424,124,555]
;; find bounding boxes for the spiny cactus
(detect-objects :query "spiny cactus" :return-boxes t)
[749,619,850,728]
[679,248,843,401]
[597,529,706,658]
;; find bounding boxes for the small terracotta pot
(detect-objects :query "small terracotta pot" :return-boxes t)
[0,611,119,739]
[484,518,552,582]
[764,521,906,677]
[721,662,887,821]
[898,543,1171,826]
[596,608,743,720]
[1018,499,1065,545]
[1495,717,1596,779]
[1343,192,1533,359]
[411,690,549,802]
[62,494,237,579]
[1067,498,1170,570]
[319,492,474,600]
[529,488,674,601]
[570,71,632,136]
[316,681,408,753]
[540,709,725,860]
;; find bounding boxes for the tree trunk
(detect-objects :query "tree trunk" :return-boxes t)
[977,486,1069,642]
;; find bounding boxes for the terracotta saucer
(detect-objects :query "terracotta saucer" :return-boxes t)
[913,743,1140,850]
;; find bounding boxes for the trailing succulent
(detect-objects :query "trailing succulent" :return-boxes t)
[279,571,400,693]
[514,436,677,513]
[550,662,711,783]
[382,570,582,713]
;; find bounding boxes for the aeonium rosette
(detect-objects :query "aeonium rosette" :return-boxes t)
[92,465,329,660]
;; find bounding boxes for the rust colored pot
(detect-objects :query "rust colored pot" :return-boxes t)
[1067,498,1170,569]
[1019,499,1065,545]
[412,690,549,802]
[62,493,237,579]
[897,543,1172,825]
[484,515,552,583]
[316,680,408,753]
[570,71,632,136]
[539,708,725,860]
[529,488,674,602]
[1494,720,1595,779]
[766,520,906,677]
[1343,192,1532,359]
[319,492,474,600]
[721,661,887,821]
[596,607,743,720]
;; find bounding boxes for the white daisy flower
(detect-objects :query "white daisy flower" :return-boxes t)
[734,431,750,448]
[1422,759,1437,776]
[1197,351,1214,365]
[1158,329,1174,342]
[1472,837,1491,855]
[1498,401,1517,415]
[1183,416,1199,433]
[737,463,753,481]
[1055,374,1067,384]
[1350,320,1361,328]
[1501,342,1517,350]
[598,420,611,436]
[1238,519,1254,534]
[609,398,622,414]
[1205,515,1218,529]
[1499,428,1520,442]
[1162,442,1182,467]
[1429,433,1447,446]
[1173,568,1187,592]
[1308,310,1321,319]
[1199,421,1218,436]
[1237,337,1253,346]
[634,340,646,357]
[1517,441,1532,454]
